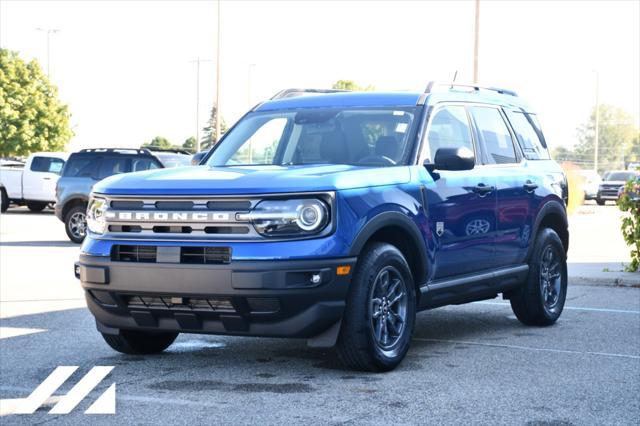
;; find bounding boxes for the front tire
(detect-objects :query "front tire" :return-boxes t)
[337,242,416,372]
[0,188,8,213]
[101,330,178,354]
[596,198,606,206]
[65,204,87,243]
[509,228,567,326]
[27,201,48,212]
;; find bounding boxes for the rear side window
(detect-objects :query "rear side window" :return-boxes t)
[132,157,161,172]
[98,156,131,179]
[30,156,65,174]
[505,110,550,160]
[470,106,517,164]
[425,105,474,163]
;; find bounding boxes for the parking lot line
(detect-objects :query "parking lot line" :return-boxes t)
[0,327,46,339]
[474,301,640,315]
[413,338,640,360]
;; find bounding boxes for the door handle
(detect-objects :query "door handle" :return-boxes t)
[523,181,538,192]
[473,183,494,197]
[43,177,52,180]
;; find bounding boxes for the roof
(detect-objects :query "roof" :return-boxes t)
[253,89,535,113]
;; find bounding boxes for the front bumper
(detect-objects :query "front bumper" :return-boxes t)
[76,254,356,340]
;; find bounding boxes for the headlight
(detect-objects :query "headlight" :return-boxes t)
[87,197,107,234]
[239,198,329,237]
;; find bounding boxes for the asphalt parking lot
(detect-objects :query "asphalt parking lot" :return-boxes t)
[1,204,639,425]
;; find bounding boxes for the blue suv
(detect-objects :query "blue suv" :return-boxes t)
[75,83,569,371]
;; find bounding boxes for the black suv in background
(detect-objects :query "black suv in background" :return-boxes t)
[55,149,164,243]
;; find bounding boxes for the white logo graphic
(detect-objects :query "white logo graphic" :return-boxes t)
[1,366,115,415]
[436,221,445,237]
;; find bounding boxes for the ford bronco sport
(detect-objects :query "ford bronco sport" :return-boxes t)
[75,83,569,371]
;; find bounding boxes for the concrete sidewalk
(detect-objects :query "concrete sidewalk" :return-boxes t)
[569,262,640,287]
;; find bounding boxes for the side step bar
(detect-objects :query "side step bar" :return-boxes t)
[419,264,529,310]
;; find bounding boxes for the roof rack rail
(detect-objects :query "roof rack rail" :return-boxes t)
[270,88,350,100]
[78,148,153,155]
[424,81,518,97]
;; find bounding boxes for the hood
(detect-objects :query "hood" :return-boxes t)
[93,164,411,196]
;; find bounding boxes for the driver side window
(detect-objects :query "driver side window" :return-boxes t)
[425,105,474,163]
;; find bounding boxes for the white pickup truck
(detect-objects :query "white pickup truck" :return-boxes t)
[0,152,69,212]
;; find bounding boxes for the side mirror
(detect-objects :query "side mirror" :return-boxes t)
[425,147,475,171]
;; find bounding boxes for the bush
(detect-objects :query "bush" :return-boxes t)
[618,173,640,272]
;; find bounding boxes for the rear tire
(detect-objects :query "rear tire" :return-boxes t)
[101,330,178,354]
[509,228,567,326]
[0,188,8,213]
[337,242,416,372]
[27,201,48,212]
[596,198,606,206]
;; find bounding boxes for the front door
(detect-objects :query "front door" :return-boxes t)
[418,104,497,279]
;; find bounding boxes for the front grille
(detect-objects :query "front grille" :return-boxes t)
[112,245,157,263]
[125,295,236,312]
[181,246,232,264]
[102,196,259,240]
[111,245,231,264]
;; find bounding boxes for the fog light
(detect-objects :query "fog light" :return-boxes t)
[310,273,321,284]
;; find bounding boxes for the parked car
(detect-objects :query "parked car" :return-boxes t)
[596,170,640,205]
[75,84,569,372]
[1,152,69,213]
[55,149,164,243]
[190,149,209,165]
[577,169,601,201]
[617,175,640,202]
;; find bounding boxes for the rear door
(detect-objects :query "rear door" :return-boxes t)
[23,156,66,201]
[469,105,534,267]
[418,104,497,279]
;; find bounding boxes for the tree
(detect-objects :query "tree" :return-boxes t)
[182,136,196,153]
[0,49,73,157]
[332,80,375,91]
[142,136,172,150]
[200,104,227,150]
[573,104,639,173]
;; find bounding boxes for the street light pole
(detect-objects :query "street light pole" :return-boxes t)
[594,70,600,173]
[473,0,480,83]
[35,28,59,79]
[214,0,222,144]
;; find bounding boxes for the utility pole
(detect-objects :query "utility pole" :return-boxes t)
[247,63,256,107]
[594,70,600,173]
[473,0,480,83]
[214,0,222,144]
[189,57,213,153]
[35,28,59,79]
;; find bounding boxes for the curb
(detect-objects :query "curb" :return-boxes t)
[569,274,640,288]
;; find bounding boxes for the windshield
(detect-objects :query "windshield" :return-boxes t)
[605,172,637,181]
[207,107,420,167]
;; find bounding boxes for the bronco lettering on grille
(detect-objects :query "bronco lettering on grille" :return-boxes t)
[105,211,232,222]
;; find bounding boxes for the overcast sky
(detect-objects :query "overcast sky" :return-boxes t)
[1,0,638,152]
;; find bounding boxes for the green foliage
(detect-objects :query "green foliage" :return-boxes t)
[0,49,73,156]
[331,80,375,92]
[201,104,227,150]
[564,104,639,173]
[142,136,173,150]
[617,170,640,272]
[182,136,196,153]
